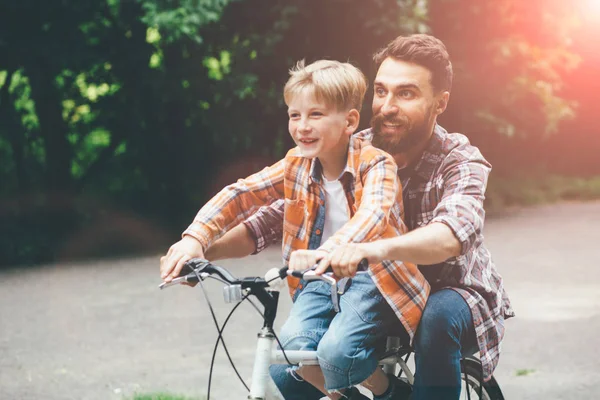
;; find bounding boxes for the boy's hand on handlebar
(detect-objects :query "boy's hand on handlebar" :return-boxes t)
[316,243,384,277]
[288,249,328,273]
[160,235,205,283]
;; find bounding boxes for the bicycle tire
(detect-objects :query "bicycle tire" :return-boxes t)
[461,357,505,400]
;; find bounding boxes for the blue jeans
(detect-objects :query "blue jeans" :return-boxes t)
[270,273,403,398]
[412,289,478,400]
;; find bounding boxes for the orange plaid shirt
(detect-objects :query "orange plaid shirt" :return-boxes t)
[183,135,430,338]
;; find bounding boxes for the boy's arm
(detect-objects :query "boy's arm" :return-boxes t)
[183,159,286,249]
[160,160,285,281]
[241,199,285,253]
[318,151,399,254]
[204,223,256,261]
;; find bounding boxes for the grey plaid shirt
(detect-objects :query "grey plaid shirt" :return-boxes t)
[243,125,514,380]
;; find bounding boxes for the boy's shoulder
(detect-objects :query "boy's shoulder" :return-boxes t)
[350,134,396,166]
[283,146,312,173]
[284,146,303,158]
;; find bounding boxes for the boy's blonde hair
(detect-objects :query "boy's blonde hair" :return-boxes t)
[284,59,367,112]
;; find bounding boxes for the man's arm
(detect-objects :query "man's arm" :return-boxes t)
[351,222,461,265]
[322,156,488,270]
[374,156,490,266]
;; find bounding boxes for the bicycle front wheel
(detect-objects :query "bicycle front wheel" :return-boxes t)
[461,358,504,400]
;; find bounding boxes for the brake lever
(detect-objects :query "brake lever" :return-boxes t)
[158,272,209,289]
[297,270,341,312]
[284,258,369,312]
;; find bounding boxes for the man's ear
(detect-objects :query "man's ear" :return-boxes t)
[345,109,360,134]
[435,91,450,115]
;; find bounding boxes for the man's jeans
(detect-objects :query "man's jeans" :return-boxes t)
[271,288,477,400]
[270,273,403,398]
[412,289,479,400]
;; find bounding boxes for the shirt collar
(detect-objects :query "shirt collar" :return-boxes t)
[411,124,446,182]
[308,136,359,184]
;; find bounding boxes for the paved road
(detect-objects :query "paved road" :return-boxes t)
[2,201,600,400]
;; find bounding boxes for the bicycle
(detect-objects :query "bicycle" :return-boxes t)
[159,258,505,400]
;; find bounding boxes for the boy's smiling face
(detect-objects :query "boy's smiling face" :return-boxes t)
[287,89,357,172]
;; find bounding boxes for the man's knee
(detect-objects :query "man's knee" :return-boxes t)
[415,290,470,353]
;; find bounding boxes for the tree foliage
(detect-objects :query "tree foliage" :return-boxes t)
[0,0,590,266]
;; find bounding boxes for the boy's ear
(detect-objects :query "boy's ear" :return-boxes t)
[345,109,360,134]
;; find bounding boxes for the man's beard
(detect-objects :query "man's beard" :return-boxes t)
[370,109,433,155]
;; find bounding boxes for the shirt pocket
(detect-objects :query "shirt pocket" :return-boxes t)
[283,199,307,241]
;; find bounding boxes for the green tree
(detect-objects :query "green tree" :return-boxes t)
[0,0,582,266]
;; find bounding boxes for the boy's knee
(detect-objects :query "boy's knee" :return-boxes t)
[316,335,349,372]
[316,334,377,390]
[316,333,362,376]
[278,320,321,351]
[278,320,319,351]
[281,334,319,351]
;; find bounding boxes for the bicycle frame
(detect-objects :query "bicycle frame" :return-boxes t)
[159,259,500,400]
[246,286,414,400]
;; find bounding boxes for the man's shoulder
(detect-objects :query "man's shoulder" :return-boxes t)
[436,127,491,169]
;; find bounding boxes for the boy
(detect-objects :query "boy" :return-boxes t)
[160,59,430,399]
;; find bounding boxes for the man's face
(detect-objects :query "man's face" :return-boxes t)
[371,57,446,157]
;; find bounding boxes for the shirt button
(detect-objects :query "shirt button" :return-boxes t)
[316,229,322,235]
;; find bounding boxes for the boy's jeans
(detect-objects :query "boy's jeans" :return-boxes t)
[271,287,479,400]
[270,273,404,397]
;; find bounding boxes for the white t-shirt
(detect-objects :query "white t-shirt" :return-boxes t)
[321,176,350,244]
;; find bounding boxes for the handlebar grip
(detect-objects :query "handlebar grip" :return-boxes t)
[285,258,369,278]
[176,262,196,278]
[183,258,238,283]
[290,269,307,278]
[321,258,369,274]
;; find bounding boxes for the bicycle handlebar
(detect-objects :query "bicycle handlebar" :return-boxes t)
[158,257,369,291]
[159,257,370,315]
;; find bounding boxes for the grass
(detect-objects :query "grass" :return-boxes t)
[485,174,600,213]
[126,394,204,400]
[515,368,536,377]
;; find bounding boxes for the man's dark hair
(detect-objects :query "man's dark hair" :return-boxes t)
[373,34,453,93]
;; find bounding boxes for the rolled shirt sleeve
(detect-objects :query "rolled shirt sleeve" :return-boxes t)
[242,199,285,254]
[430,157,491,256]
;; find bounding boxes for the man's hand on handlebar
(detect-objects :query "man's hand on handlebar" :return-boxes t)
[160,235,205,283]
[315,243,385,277]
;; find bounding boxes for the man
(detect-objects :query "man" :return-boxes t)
[162,34,514,400]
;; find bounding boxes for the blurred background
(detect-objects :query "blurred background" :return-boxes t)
[1,0,599,267]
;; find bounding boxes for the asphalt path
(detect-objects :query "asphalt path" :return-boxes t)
[1,201,600,400]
